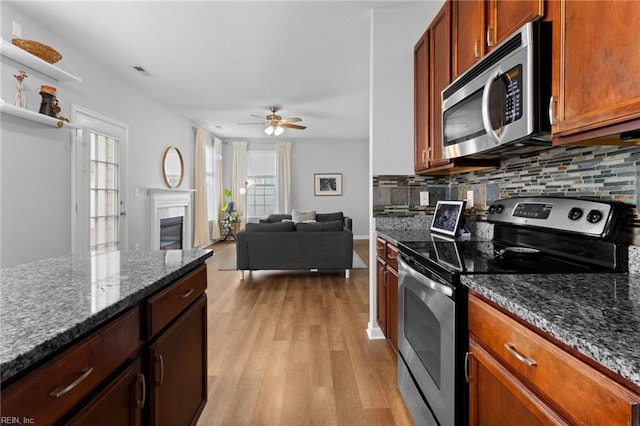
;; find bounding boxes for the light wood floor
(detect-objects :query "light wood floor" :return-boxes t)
[196,239,413,426]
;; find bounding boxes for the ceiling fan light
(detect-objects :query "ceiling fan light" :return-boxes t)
[264,125,274,136]
[274,125,284,136]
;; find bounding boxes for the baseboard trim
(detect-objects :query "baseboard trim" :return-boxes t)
[366,322,385,340]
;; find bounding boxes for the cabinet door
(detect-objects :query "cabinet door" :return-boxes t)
[428,2,452,168]
[414,30,429,172]
[452,0,485,78]
[376,258,388,335]
[149,295,207,426]
[66,359,145,426]
[467,340,569,426]
[488,0,544,49]
[552,1,640,139]
[385,265,398,354]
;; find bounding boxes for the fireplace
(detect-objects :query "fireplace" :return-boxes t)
[148,188,194,250]
[160,216,183,250]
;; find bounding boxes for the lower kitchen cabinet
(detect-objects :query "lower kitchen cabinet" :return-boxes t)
[66,358,145,426]
[467,292,640,425]
[148,294,207,426]
[376,236,399,354]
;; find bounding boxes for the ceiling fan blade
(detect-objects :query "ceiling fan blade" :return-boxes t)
[283,117,302,123]
[250,114,267,120]
[282,123,306,130]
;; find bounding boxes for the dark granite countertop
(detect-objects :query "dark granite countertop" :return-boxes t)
[462,273,640,388]
[0,249,213,382]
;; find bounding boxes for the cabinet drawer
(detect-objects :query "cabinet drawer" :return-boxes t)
[1,307,140,425]
[385,243,398,271]
[469,294,640,426]
[147,266,207,338]
[376,237,387,260]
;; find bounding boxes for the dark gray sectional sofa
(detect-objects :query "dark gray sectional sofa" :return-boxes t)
[236,212,353,278]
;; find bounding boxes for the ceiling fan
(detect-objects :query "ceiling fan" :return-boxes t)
[238,107,306,136]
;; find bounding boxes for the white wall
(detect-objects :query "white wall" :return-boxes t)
[221,138,369,237]
[370,2,443,175]
[1,3,196,267]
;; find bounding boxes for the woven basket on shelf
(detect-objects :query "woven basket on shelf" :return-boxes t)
[12,39,62,64]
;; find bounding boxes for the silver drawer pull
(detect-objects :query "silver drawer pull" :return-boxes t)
[504,343,537,366]
[179,288,194,298]
[49,367,93,397]
[136,373,146,409]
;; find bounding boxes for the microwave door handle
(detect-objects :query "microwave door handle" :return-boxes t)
[482,70,501,144]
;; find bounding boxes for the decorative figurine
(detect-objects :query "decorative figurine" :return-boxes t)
[39,85,59,117]
[13,70,28,108]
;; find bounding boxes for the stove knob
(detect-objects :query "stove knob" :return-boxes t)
[568,207,583,221]
[496,204,505,214]
[488,205,496,214]
[586,209,604,224]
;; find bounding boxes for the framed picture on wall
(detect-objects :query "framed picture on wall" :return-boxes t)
[314,173,342,196]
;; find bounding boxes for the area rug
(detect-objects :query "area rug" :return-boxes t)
[218,251,368,271]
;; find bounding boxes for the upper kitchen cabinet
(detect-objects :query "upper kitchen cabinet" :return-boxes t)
[452,0,545,78]
[550,1,640,145]
[415,2,499,175]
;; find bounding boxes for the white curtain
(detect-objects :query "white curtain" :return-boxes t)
[275,141,292,214]
[232,141,247,228]
[211,137,223,239]
[193,127,210,247]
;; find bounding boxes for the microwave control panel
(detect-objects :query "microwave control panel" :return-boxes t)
[500,65,523,124]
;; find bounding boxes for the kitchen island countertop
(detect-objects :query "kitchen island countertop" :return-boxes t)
[0,249,213,382]
[462,273,640,389]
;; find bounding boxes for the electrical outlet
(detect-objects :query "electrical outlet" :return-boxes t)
[466,190,474,208]
[420,191,430,206]
[134,243,140,250]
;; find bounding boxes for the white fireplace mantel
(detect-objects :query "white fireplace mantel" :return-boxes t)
[148,188,196,250]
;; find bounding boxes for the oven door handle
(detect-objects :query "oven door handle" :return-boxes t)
[399,257,453,297]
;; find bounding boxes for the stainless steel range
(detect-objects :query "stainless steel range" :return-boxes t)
[396,196,632,426]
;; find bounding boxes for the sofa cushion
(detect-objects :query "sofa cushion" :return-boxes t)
[245,222,295,232]
[292,209,316,222]
[261,214,292,223]
[316,212,344,223]
[295,220,344,232]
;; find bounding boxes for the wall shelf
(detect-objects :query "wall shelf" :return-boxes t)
[0,37,81,82]
[0,98,79,129]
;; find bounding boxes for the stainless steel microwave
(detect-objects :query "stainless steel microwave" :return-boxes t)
[441,21,552,160]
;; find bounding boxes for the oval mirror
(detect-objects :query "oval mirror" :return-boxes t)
[162,146,184,188]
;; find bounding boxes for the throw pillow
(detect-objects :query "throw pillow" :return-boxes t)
[245,222,295,232]
[316,212,344,222]
[291,209,316,223]
[295,220,344,232]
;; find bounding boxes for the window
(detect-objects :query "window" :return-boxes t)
[246,151,276,220]
[205,138,216,221]
[89,132,120,251]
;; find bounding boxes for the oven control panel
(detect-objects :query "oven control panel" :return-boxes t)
[487,197,615,237]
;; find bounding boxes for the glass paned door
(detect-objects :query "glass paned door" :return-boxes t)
[89,132,120,251]
[73,107,128,254]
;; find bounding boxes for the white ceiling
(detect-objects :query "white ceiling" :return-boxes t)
[8,0,438,141]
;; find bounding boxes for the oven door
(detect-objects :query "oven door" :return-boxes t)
[398,256,455,426]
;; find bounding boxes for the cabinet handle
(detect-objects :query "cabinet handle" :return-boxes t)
[179,288,194,299]
[548,96,558,126]
[427,147,432,161]
[504,343,537,366]
[387,253,396,260]
[136,373,146,409]
[422,149,427,164]
[49,367,93,397]
[464,352,472,383]
[487,25,494,47]
[474,37,480,58]
[157,355,165,386]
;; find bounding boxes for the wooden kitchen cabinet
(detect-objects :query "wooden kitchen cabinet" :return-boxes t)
[452,0,544,78]
[148,294,208,426]
[376,237,399,354]
[550,0,640,144]
[415,2,499,175]
[467,292,640,425]
[66,358,145,426]
[0,307,141,425]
